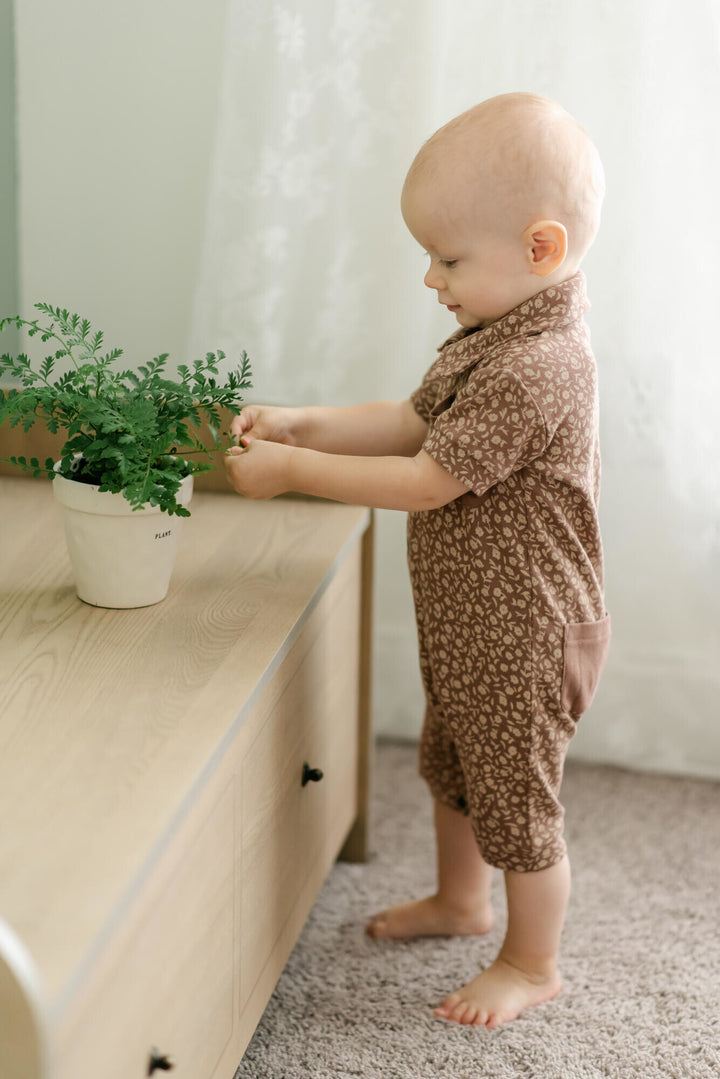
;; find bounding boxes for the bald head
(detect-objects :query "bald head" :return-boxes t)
[404,93,605,266]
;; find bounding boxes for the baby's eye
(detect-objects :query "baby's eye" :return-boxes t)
[439,258,458,269]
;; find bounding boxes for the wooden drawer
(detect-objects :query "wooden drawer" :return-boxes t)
[319,553,361,867]
[0,485,372,1079]
[239,548,361,1012]
[54,780,235,1079]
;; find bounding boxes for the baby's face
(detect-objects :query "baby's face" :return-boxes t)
[402,172,538,330]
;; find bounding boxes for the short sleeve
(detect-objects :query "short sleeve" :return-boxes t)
[423,369,549,496]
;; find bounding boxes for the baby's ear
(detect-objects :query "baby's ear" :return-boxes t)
[524,221,568,276]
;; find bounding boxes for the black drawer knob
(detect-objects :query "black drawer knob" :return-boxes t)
[302,762,324,786]
[148,1049,175,1074]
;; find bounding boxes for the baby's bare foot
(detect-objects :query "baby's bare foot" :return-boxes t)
[433,957,562,1028]
[365,894,493,940]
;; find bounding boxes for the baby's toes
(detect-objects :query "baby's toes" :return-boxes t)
[457,1001,480,1025]
[364,914,386,938]
[435,994,468,1024]
[433,995,455,1019]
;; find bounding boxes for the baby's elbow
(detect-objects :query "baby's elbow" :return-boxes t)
[414,489,461,511]
[409,452,469,511]
[407,477,465,511]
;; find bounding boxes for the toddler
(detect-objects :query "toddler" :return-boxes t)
[225,92,610,1029]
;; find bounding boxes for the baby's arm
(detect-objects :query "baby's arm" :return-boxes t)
[232,400,427,458]
[224,438,469,511]
[227,398,469,511]
[297,400,429,457]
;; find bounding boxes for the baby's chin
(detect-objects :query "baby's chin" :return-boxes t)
[452,309,484,330]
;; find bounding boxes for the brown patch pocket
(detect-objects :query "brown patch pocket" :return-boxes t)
[561,613,611,719]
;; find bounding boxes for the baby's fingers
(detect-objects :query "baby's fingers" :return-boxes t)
[230,407,257,440]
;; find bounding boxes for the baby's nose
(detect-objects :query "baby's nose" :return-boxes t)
[424,264,445,290]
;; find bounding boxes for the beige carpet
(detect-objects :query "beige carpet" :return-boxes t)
[234,740,720,1078]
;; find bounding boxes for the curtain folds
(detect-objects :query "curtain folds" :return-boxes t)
[190,0,720,777]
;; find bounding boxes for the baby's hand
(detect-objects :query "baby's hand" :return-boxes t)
[224,440,293,500]
[230,405,299,448]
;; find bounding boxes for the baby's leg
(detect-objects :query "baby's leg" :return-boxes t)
[365,800,494,939]
[434,854,570,1028]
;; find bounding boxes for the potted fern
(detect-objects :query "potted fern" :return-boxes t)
[0,303,251,608]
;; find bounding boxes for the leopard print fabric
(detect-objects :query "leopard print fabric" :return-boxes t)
[408,272,610,873]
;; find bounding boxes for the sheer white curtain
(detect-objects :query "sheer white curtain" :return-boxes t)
[189,0,720,777]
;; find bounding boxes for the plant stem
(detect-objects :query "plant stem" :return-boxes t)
[8,315,85,379]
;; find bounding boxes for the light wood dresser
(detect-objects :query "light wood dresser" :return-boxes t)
[0,477,373,1079]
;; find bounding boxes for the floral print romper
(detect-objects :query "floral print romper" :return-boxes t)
[409,273,611,872]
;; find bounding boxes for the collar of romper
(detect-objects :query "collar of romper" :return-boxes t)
[433,270,590,378]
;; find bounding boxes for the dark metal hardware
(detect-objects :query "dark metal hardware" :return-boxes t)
[302,762,324,786]
[148,1049,175,1074]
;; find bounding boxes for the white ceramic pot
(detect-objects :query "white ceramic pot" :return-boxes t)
[52,466,194,608]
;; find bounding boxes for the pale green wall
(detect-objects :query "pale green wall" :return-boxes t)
[0,0,19,353]
[14,0,227,372]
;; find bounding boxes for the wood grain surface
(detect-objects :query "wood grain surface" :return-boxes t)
[0,476,370,1021]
